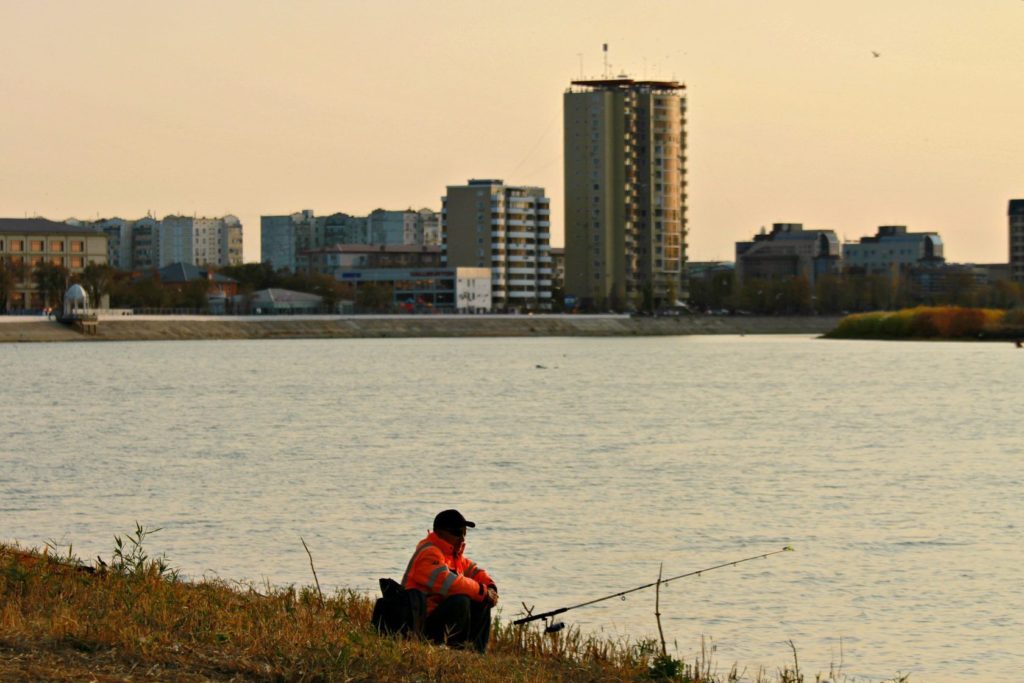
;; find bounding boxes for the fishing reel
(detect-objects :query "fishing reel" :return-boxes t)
[543,617,565,634]
[520,602,565,633]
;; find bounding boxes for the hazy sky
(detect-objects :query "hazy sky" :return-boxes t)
[2,0,1022,263]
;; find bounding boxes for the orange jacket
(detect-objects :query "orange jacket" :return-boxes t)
[401,531,496,615]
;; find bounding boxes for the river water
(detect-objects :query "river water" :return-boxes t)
[1,336,1021,681]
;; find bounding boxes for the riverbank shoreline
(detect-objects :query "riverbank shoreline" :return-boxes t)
[0,543,832,683]
[0,314,841,343]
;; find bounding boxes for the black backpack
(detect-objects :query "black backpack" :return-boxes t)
[371,578,426,637]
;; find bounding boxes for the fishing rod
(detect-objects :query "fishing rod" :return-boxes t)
[513,546,794,627]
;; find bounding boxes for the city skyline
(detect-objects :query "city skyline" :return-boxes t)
[2,0,1021,264]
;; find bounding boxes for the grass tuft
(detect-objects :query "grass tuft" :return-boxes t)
[0,540,906,682]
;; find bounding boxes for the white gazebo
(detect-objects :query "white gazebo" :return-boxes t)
[62,284,90,319]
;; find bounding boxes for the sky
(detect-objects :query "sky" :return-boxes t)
[1,0,1022,264]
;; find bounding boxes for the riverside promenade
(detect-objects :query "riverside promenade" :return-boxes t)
[0,313,841,343]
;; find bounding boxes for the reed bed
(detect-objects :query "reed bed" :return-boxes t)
[824,306,1018,340]
[0,539,903,682]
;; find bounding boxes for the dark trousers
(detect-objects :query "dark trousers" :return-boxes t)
[424,595,492,653]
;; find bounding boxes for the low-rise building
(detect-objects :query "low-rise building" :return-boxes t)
[237,288,326,314]
[335,267,491,313]
[735,223,840,285]
[686,261,735,279]
[843,225,944,275]
[0,218,107,310]
[152,262,239,312]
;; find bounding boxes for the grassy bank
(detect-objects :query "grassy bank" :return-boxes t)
[0,535,904,682]
[824,306,1024,341]
[0,315,843,343]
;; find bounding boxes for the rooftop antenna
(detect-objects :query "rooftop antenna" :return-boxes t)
[603,43,609,78]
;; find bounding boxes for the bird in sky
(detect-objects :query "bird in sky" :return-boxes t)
[872,51,881,58]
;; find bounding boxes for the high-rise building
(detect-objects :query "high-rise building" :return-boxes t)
[1010,199,1024,283]
[159,215,194,267]
[131,217,160,269]
[564,77,688,311]
[442,179,552,311]
[159,214,242,268]
[262,210,316,272]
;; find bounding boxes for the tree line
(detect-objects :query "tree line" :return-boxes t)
[688,271,1024,315]
[0,259,396,313]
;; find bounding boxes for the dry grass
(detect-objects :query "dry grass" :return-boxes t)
[825,306,1015,340]
[0,541,905,682]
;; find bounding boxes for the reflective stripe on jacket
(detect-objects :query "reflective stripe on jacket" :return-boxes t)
[401,531,496,615]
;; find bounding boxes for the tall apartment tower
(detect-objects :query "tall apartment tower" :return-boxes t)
[564,78,688,310]
[1010,199,1024,283]
[442,179,553,311]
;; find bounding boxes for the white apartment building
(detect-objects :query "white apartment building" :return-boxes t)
[442,179,552,311]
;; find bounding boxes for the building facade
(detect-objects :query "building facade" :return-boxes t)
[335,267,491,313]
[0,218,108,310]
[564,77,688,310]
[158,214,242,269]
[419,208,442,246]
[90,218,132,269]
[71,216,161,270]
[321,212,368,246]
[131,217,160,269]
[735,223,840,285]
[1010,199,1024,283]
[261,210,317,273]
[843,225,944,275]
[297,244,442,276]
[261,209,440,272]
[368,209,420,245]
[442,179,552,311]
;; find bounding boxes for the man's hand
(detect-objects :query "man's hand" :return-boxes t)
[485,587,499,607]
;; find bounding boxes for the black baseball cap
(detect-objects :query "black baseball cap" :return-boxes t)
[433,509,476,531]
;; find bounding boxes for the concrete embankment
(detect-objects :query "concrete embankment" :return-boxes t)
[0,314,841,343]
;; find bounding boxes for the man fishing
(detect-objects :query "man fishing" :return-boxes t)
[401,509,498,652]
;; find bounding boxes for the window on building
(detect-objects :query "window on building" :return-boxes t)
[70,256,84,268]
[29,256,43,267]
[30,240,43,252]
[50,240,64,252]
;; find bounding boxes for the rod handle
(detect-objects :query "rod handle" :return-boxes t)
[512,606,567,626]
